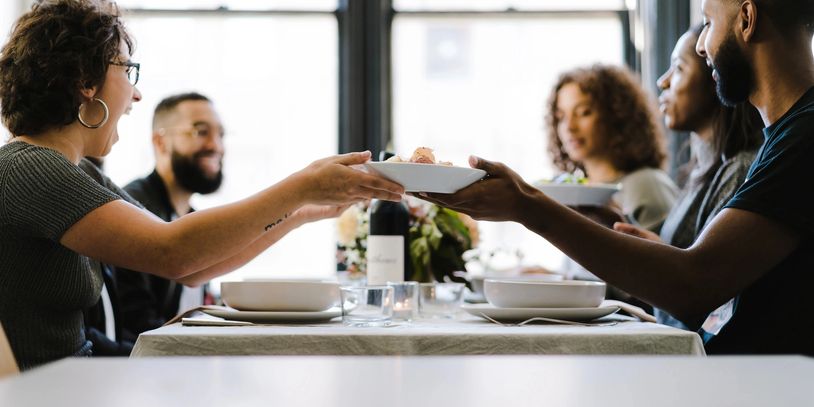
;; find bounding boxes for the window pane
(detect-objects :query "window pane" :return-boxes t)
[109,15,338,290]
[395,0,626,12]
[117,0,337,11]
[392,15,624,272]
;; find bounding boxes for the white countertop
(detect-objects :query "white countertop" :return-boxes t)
[1,355,811,406]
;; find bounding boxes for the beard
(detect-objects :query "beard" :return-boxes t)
[171,150,223,194]
[711,33,754,107]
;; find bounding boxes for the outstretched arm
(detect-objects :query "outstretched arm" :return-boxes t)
[418,156,799,322]
[61,152,404,282]
[175,204,347,286]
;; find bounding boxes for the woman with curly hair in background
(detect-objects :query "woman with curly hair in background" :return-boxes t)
[544,65,678,288]
[546,64,679,234]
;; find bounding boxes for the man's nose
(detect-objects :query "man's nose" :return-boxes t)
[696,31,708,58]
[203,132,224,152]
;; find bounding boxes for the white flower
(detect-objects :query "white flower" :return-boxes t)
[336,205,361,247]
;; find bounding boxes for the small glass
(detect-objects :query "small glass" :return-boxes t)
[340,286,394,327]
[419,282,465,319]
[387,281,419,322]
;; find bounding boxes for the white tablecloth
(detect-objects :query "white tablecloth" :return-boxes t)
[132,315,705,357]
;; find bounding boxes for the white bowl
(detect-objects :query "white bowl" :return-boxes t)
[221,280,340,312]
[535,183,620,206]
[365,162,486,193]
[469,273,564,295]
[484,279,606,308]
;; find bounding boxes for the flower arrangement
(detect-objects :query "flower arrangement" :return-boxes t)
[337,197,478,283]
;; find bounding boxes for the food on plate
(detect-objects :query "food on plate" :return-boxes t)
[410,147,436,164]
[552,172,588,185]
[385,147,453,166]
[534,171,589,187]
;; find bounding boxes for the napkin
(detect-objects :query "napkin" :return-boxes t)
[601,300,656,323]
[165,305,253,326]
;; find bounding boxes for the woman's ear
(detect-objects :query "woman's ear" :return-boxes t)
[79,86,98,101]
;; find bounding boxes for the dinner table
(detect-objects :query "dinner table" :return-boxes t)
[1,355,811,406]
[131,312,705,357]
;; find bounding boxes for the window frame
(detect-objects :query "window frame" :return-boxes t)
[338,0,636,157]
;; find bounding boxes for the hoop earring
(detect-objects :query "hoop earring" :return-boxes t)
[77,97,109,129]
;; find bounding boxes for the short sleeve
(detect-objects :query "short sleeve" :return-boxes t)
[617,169,679,232]
[78,158,143,209]
[1,149,121,240]
[725,122,814,235]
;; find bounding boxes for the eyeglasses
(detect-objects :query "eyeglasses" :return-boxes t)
[110,61,140,86]
[158,124,225,139]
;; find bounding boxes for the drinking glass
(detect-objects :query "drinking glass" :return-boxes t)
[387,281,419,322]
[419,282,465,319]
[340,286,394,327]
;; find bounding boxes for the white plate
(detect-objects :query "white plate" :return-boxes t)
[365,162,486,193]
[202,307,342,323]
[534,183,620,206]
[462,303,620,322]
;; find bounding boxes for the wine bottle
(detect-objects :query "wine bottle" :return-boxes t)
[366,152,412,284]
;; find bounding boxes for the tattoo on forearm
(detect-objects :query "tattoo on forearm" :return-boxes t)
[264,212,291,231]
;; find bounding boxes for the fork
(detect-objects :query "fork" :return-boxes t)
[479,313,618,327]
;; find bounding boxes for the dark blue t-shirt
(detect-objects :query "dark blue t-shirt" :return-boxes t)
[704,87,814,355]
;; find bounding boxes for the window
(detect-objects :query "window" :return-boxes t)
[107,2,338,289]
[392,3,627,271]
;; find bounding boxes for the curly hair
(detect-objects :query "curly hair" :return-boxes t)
[0,0,133,137]
[545,64,667,174]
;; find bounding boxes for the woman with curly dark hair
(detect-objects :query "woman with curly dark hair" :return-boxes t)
[614,25,763,329]
[545,64,678,234]
[544,65,678,284]
[0,0,402,370]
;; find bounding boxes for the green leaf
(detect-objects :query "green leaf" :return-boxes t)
[427,222,443,250]
[433,208,472,250]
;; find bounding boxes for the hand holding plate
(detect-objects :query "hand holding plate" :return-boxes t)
[416,156,538,222]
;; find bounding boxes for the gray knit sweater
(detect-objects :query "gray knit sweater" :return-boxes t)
[0,142,121,370]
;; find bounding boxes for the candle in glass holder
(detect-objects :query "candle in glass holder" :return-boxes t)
[387,281,418,322]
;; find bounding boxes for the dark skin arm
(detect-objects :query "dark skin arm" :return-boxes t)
[417,156,800,322]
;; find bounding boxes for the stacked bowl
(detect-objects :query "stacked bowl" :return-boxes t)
[463,279,619,322]
[202,280,342,323]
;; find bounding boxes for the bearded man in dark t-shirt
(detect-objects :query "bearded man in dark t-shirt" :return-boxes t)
[418,0,814,354]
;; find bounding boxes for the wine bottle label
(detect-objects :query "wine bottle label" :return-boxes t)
[366,235,405,285]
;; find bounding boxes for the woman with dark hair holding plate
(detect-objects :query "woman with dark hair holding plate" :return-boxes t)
[545,64,679,234]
